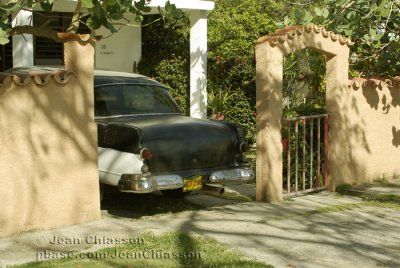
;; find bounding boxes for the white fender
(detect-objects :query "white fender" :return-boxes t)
[98,147,144,186]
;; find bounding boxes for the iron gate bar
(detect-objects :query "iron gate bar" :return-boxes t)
[283,114,328,194]
[324,115,329,186]
[287,120,291,193]
[295,121,299,192]
[317,117,321,187]
[302,119,306,191]
[310,118,314,189]
[284,186,327,197]
[284,114,329,121]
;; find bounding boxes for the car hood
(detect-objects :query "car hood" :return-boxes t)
[96,114,240,173]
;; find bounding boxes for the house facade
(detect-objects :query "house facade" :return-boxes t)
[2,0,214,118]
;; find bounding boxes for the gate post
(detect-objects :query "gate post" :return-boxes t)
[255,43,283,202]
[325,52,350,191]
[255,25,352,201]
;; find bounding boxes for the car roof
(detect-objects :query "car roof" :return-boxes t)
[93,70,162,87]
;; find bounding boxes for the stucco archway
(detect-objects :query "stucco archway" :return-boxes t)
[255,25,353,202]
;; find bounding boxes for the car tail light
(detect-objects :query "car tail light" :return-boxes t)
[140,148,153,160]
[239,142,250,153]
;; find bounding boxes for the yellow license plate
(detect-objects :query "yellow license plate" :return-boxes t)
[183,176,203,192]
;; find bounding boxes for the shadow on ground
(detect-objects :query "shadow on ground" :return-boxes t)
[101,192,204,219]
[2,181,400,268]
[101,184,257,219]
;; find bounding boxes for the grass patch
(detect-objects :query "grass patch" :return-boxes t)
[337,176,400,190]
[335,184,353,193]
[336,183,400,209]
[361,200,400,209]
[370,173,400,186]
[15,232,271,268]
[360,193,400,203]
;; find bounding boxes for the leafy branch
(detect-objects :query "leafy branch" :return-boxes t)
[0,0,183,44]
[280,0,400,76]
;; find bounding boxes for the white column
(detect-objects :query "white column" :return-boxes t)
[12,10,34,67]
[189,10,208,119]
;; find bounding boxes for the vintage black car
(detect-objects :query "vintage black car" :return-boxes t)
[95,70,254,198]
[5,67,254,199]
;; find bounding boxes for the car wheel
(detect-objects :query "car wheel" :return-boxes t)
[161,188,192,198]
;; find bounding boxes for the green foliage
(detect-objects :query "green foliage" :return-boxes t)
[0,0,183,42]
[280,0,400,76]
[154,58,190,115]
[39,0,54,13]
[139,14,190,62]
[205,0,288,142]
[207,0,286,109]
[141,57,190,115]
[207,89,237,115]
[224,90,256,144]
[138,14,190,115]
[282,45,328,187]
[206,85,256,143]
[206,55,257,143]
[208,56,257,108]
[160,1,183,23]
[208,0,285,58]
[283,49,327,110]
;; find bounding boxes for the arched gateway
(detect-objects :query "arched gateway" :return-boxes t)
[256,25,352,202]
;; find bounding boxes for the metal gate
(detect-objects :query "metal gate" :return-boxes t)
[282,114,328,195]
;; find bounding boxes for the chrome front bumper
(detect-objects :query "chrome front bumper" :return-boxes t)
[118,168,254,193]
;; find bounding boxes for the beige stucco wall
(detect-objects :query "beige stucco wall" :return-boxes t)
[0,36,100,237]
[340,79,400,184]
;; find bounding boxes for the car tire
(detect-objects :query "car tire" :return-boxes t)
[161,188,192,198]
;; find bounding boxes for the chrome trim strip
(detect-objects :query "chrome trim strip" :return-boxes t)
[95,113,182,120]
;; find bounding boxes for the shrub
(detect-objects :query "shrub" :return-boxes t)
[138,15,190,115]
[151,57,190,115]
[224,90,256,145]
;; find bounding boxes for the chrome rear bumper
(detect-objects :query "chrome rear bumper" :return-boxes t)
[118,167,254,193]
[118,174,184,193]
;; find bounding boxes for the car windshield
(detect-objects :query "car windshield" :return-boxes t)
[94,83,181,117]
